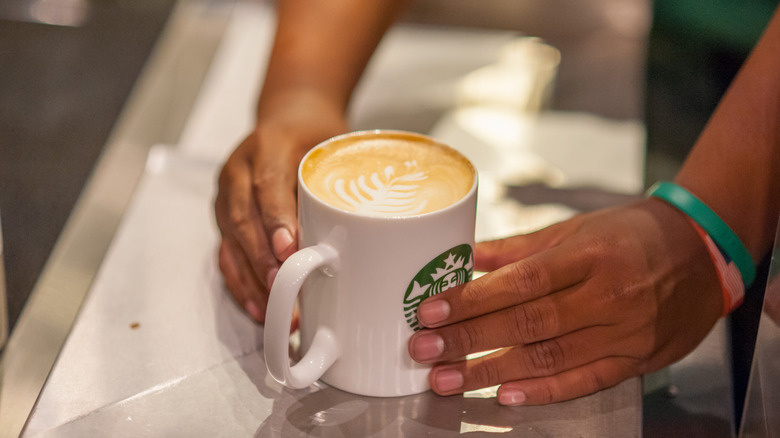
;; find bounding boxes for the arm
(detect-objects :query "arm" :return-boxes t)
[258,0,404,117]
[215,0,406,322]
[409,7,780,404]
[676,6,780,262]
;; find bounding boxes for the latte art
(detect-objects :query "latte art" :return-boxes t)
[329,160,430,215]
[302,133,474,217]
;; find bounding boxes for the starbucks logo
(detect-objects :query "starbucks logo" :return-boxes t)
[403,244,473,331]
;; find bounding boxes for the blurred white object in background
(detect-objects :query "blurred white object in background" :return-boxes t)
[457,37,560,112]
[431,36,644,242]
[446,37,566,191]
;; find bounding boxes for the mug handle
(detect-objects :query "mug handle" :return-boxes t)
[264,243,340,389]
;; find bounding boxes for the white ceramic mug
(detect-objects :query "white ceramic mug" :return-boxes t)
[264,130,478,397]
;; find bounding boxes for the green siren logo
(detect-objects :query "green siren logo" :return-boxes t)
[403,243,473,331]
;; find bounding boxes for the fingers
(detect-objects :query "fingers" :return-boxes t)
[417,242,594,329]
[214,98,348,324]
[495,358,637,406]
[424,326,640,405]
[216,152,281,288]
[409,284,614,363]
[251,132,302,263]
[215,141,282,322]
[218,239,267,322]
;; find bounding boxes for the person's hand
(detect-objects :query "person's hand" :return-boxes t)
[408,198,724,405]
[214,90,348,323]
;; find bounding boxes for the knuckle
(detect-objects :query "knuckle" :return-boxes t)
[462,277,493,306]
[470,360,505,388]
[251,175,296,230]
[537,383,556,405]
[507,259,547,297]
[581,235,625,272]
[526,340,565,374]
[228,208,252,236]
[251,171,277,195]
[261,214,290,236]
[587,234,619,256]
[582,369,607,394]
[452,322,481,353]
[508,304,548,343]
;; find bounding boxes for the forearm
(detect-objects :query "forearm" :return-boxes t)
[676,7,780,262]
[258,0,406,117]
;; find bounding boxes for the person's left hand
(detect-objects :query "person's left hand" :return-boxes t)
[408,199,723,405]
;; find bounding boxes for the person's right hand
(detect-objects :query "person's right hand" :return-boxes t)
[214,90,348,323]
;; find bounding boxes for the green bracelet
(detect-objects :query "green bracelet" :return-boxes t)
[646,182,756,288]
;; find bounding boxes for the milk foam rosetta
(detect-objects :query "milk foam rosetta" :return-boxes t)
[302,134,474,216]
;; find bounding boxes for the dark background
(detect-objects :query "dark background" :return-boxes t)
[0,0,176,331]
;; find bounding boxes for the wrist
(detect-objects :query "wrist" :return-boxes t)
[640,198,728,317]
[646,182,751,316]
[257,86,348,121]
[646,182,755,288]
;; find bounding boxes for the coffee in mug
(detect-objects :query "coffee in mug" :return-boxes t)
[264,130,478,397]
[301,134,474,216]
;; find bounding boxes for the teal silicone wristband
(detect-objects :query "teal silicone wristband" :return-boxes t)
[646,182,756,288]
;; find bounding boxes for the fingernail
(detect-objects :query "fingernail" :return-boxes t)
[411,332,444,361]
[266,266,279,289]
[498,389,526,406]
[246,301,263,321]
[434,368,463,392]
[418,300,450,326]
[271,228,295,261]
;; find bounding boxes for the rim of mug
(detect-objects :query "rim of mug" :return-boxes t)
[298,129,478,220]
